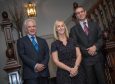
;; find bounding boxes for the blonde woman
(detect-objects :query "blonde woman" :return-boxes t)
[51,20,86,84]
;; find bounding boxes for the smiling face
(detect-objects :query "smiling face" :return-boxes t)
[75,6,87,21]
[25,20,37,36]
[53,20,69,40]
[56,21,66,35]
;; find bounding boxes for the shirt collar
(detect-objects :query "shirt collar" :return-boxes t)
[79,19,88,25]
[79,19,88,29]
[27,34,35,39]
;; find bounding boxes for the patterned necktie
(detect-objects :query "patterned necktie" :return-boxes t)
[83,22,89,35]
[31,36,39,52]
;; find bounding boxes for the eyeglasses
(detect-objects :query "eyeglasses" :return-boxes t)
[75,10,85,15]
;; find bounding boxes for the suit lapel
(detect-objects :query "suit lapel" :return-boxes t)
[87,20,94,39]
[25,35,34,48]
[77,23,88,37]
[77,20,93,37]
[36,36,42,53]
[25,35,39,55]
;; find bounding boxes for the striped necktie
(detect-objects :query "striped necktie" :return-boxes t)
[83,22,89,35]
[31,36,39,52]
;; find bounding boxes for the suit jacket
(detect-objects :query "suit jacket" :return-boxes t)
[70,20,104,65]
[17,35,50,79]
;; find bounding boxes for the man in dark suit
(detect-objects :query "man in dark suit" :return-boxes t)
[17,18,50,84]
[70,5,106,84]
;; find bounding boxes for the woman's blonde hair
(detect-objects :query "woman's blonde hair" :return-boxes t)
[53,20,69,40]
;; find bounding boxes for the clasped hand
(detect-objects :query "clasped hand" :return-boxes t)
[36,63,45,72]
[87,45,97,56]
[69,67,78,77]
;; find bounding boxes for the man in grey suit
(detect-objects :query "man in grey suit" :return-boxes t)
[70,5,106,84]
[17,18,50,84]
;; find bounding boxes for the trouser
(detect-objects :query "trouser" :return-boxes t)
[83,62,106,84]
[23,77,49,84]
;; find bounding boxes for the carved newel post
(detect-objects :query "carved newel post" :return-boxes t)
[1,11,22,84]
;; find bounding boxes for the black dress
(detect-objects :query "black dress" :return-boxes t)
[51,38,86,84]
